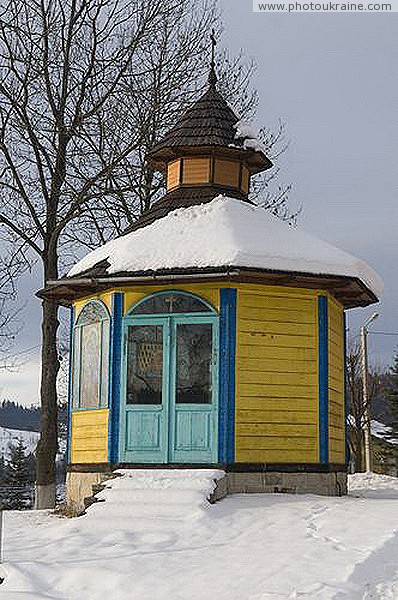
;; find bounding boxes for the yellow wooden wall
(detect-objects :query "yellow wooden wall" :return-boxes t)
[235,285,319,463]
[73,283,221,319]
[74,292,113,319]
[70,409,109,464]
[71,284,346,466]
[328,298,346,463]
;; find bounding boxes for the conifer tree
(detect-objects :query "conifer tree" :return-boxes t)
[3,439,33,510]
[387,349,398,440]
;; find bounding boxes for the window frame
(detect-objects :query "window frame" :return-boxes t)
[128,290,217,317]
[71,300,111,411]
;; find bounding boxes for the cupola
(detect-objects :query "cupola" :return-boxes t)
[130,35,273,232]
[147,77,272,198]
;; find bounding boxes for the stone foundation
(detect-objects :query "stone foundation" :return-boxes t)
[212,471,347,501]
[66,471,114,515]
[66,468,347,513]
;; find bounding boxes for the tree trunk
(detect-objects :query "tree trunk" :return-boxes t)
[35,258,60,509]
[350,428,364,472]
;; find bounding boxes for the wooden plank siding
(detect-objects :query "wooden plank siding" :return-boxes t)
[241,166,250,195]
[328,298,346,464]
[235,285,319,463]
[167,159,181,190]
[71,409,109,464]
[213,158,240,188]
[182,157,211,185]
[74,291,113,319]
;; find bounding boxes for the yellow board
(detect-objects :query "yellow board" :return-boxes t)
[235,284,320,464]
[328,297,346,464]
[73,285,222,319]
[71,409,109,464]
[74,292,113,319]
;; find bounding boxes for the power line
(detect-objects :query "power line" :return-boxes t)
[3,344,40,361]
[369,331,398,337]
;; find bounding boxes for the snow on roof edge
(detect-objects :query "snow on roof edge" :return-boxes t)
[67,195,383,299]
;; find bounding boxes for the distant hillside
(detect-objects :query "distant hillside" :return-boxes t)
[0,426,39,457]
[372,395,393,426]
[0,400,41,432]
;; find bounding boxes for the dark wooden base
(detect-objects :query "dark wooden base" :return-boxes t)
[67,462,347,473]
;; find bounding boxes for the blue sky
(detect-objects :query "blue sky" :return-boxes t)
[0,4,397,406]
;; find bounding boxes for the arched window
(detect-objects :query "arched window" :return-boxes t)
[72,301,110,410]
[130,291,215,315]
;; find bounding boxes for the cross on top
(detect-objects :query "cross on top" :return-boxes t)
[211,29,216,69]
[209,29,217,88]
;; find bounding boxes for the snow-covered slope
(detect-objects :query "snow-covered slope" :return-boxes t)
[371,419,398,446]
[68,195,382,298]
[0,426,39,456]
[0,472,397,599]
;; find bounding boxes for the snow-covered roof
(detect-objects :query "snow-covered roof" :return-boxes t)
[67,195,382,298]
[234,119,267,154]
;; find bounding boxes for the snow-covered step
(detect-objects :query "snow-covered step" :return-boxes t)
[89,469,225,524]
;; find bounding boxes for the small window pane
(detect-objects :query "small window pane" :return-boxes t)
[176,323,213,404]
[132,293,210,315]
[77,302,109,326]
[72,301,110,411]
[100,321,110,408]
[72,329,81,409]
[126,325,163,405]
[80,323,101,409]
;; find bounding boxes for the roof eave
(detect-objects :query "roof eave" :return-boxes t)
[37,266,379,310]
[146,145,273,173]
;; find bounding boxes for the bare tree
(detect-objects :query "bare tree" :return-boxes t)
[0,0,295,508]
[346,340,381,472]
[0,245,23,368]
[0,0,191,508]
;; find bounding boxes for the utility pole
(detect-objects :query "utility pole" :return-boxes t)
[360,312,379,473]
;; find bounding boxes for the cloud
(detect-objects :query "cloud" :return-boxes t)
[0,354,41,407]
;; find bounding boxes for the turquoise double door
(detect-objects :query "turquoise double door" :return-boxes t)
[120,314,219,464]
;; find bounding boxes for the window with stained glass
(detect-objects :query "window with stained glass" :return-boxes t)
[131,292,213,315]
[72,301,110,410]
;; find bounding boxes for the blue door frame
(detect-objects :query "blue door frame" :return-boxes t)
[119,313,219,464]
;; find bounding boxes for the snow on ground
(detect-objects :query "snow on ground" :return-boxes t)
[0,471,397,600]
[67,196,382,298]
[0,426,39,457]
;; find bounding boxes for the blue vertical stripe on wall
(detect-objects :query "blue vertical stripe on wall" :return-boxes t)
[218,288,237,464]
[343,312,350,467]
[66,307,75,464]
[109,292,123,464]
[318,296,329,464]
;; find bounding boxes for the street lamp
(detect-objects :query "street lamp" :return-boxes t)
[360,312,379,473]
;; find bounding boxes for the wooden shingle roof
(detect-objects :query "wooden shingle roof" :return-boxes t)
[148,86,240,156]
